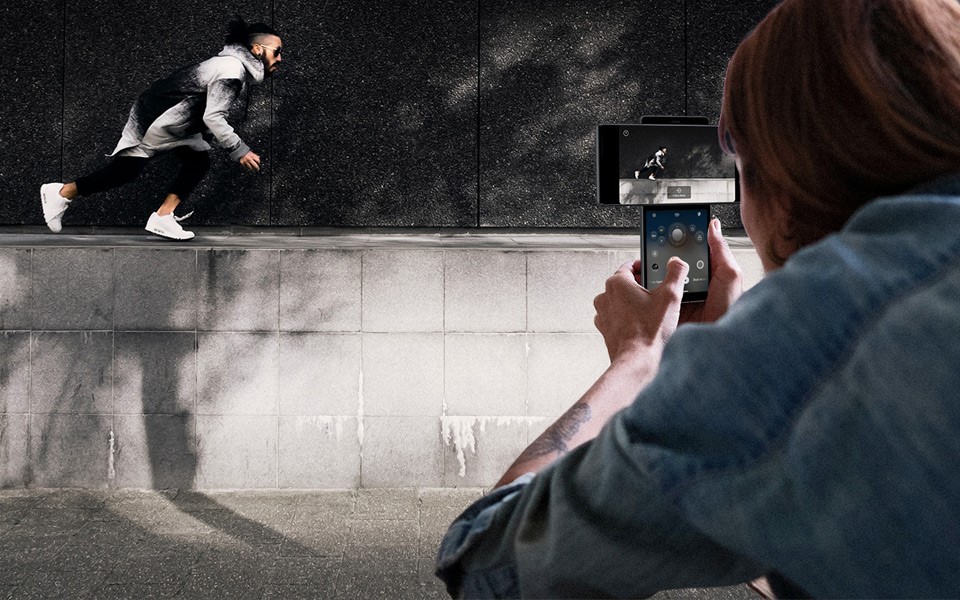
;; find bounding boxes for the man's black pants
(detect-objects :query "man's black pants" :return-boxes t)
[75,147,210,200]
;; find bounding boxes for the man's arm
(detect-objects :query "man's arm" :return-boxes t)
[495,257,692,488]
[203,77,250,162]
[495,357,655,488]
[496,218,744,487]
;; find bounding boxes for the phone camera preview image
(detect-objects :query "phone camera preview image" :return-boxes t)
[643,206,710,301]
[596,123,738,205]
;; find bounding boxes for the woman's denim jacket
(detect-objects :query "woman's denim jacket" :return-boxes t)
[436,175,960,598]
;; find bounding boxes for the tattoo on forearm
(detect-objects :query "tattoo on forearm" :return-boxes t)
[520,403,592,461]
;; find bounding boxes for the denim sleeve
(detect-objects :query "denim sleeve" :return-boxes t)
[436,475,533,598]
[435,410,767,598]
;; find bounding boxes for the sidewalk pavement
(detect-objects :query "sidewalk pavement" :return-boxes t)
[0,489,759,599]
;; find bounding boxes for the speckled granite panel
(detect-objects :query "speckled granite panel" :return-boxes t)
[61,0,269,228]
[686,0,781,121]
[0,0,64,226]
[478,0,685,228]
[271,0,478,226]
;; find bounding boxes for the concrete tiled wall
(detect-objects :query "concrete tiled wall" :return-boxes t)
[0,244,764,490]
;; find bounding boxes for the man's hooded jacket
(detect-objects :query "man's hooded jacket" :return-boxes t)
[110,43,264,161]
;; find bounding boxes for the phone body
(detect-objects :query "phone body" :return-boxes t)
[596,117,739,205]
[642,204,711,302]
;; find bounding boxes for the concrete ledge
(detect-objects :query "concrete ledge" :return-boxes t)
[0,227,754,249]
[0,234,764,490]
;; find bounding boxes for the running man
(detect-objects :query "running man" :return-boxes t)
[636,146,668,180]
[40,18,283,240]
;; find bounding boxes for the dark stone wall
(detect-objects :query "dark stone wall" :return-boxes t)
[1,0,780,229]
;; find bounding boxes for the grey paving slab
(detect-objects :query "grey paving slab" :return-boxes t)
[11,568,110,599]
[114,414,198,489]
[114,332,195,415]
[272,0,477,227]
[361,250,444,332]
[280,250,362,332]
[196,332,279,416]
[0,534,69,581]
[261,584,336,600]
[5,508,93,538]
[195,415,279,489]
[28,414,114,488]
[34,490,106,510]
[114,249,197,330]
[335,557,421,600]
[185,510,290,547]
[94,584,181,600]
[104,549,198,585]
[31,249,114,330]
[346,519,419,561]
[527,332,610,417]
[361,333,443,417]
[29,331,113,415]
[527,250,621,332]
[140,508,216,537]
[0,250,31,329]
[278,527,351,558]
[200,491,300,525]
[478,0,683,228]
[354,488,418,522]
[267,556,340,590]
[197,250,280,331]
[292,491,356,521]
[0,334,30,412]
[279,416,361,489]
[177,554,271,600]
[418,488,484,527]
[444,334,527,416]
[442,417,527,488]
[361,417,442,488]
[279,333,361,416]
[444,250,527,332]
[0,1,62,228]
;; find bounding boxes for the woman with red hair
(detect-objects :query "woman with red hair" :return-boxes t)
[437,0,960,597]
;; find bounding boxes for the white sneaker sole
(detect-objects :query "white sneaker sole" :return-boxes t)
[145,224,195,240]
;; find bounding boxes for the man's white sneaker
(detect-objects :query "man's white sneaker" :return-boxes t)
[145,212,195,240]
[40,183,70,233]
[648,175,656,180]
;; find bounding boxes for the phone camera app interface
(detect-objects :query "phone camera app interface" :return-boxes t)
[645,208,709,293]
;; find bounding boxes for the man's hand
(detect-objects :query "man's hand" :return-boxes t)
[679,218,744,324]
[594,255,689,366]
[239,151,261,172]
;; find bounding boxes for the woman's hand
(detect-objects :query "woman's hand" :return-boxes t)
[593,255,689,366]
[679,217,744,324]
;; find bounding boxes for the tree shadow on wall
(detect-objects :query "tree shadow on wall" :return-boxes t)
[479,5,687,226]
[7,248,319,553]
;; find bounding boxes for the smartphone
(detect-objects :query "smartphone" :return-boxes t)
[596,120,739,205]
[642,204,711,302]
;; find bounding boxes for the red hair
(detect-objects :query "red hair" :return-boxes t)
[720,0,960,260]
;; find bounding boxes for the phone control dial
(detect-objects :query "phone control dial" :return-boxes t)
[668,223,687,247]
